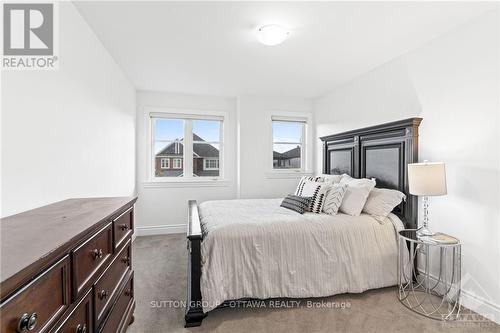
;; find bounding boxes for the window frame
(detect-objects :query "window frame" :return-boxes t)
[147,107,226,184]
[268,113,313,178]
[204,158,219,170]
[160,158,170,169]
[172,158,182,169]
[271,119,305,171]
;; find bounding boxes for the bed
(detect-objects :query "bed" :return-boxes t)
[185,118,422,327]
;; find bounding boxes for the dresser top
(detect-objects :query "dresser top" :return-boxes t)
[0,197,137,299]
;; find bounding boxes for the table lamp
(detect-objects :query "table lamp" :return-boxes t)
[408,162,447,236]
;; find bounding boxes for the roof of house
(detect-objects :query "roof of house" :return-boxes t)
[282,146,300,159]
[193,142,219,157]
[156,134,219,158]
[273,146,300,159]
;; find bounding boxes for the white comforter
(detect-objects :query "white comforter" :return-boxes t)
[199,198,404,313]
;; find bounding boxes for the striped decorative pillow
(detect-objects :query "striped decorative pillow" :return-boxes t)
[280,195,312,214]
[298,180,331,213]
[323,183,348,215]
[295,176,324,196]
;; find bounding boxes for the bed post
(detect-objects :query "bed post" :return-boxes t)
[185,200,206,327]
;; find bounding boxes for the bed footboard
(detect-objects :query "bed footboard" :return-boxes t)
[185,200,206,327]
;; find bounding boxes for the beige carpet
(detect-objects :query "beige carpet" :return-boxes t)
[128,234,499,333]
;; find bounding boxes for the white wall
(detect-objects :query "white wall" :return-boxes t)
[237,96,313,199]
[314,9,500,322]
[134,93,313,234]
[135,91,238,234]
[1,2,136,217]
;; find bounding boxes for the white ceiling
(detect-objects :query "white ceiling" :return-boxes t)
[75,1,495,98]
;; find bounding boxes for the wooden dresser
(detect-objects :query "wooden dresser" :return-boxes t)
[0,197,138,333]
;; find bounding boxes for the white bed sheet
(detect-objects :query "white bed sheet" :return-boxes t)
[198,198,404,312]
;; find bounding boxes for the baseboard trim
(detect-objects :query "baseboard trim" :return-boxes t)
[460,287,500,325]
[419,269,500,324]
[135,224,186,236]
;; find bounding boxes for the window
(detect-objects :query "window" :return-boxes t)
[193,120,221,177]
[173,158,182,169]
[151,113,223,180]
[272,117,306,170]
[160,158,170,169]
[204,158,219,170]
[153,118,184,177]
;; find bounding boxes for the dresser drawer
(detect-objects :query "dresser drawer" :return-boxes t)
[72,223,113,300]
[50,289,92,333]
[93,239,131,327]
[113,207,133,251]
[100,273,134,333]
[0,256,70,333]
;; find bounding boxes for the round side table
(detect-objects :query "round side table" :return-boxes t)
[397,229,461,320]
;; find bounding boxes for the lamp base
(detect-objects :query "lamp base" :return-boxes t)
[417,226,435,237]
[419,196,435,237]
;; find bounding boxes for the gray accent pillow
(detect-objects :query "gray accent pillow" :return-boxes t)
[281,195,312,214]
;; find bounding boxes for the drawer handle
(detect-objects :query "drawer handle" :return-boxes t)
[124,288,133,297]
[119,224,129,231]
[121,256,130,265]
[17,312,37,332]
[98,289,109,300]
[92,248,103,260]
[75,324,87,333]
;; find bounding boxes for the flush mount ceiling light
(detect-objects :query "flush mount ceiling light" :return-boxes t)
[257,24,290,46]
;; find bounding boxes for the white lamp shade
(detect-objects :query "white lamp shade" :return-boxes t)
[408,162,447,196]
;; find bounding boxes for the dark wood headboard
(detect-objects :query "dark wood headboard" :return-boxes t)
[320,118,422,229]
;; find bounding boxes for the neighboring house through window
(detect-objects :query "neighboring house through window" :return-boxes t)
[272,116,306,170]
[150,112,223,180]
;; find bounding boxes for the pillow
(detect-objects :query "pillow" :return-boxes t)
[340,174,375,186]
[295,176,324,195]
[339,175,376,216]
[363,188,406,219]
[322,183,348,215]
[321,174,343,184]
[298,180,331,213]
[280,195,312,214]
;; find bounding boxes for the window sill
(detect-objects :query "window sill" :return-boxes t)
[143,179,231,188]
[265,171,313,179]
